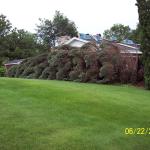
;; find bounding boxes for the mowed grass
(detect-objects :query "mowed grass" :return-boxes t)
[0,77,150,150]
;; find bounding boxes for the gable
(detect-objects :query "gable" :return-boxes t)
[65,37,89,47]
[69,40,87,47]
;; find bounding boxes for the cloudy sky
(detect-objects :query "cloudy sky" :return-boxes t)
[1,0,139,37]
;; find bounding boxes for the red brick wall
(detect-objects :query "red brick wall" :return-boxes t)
[6,65,13,71]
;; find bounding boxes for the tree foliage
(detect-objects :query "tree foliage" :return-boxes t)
[128,23,141,43]
[0,14,46,67]
[0,14,12,66]
[7,43,143,86]
[0,14,12,39]
[36,11,78,47]
[0,66,5,77]
[103,24,132,41]
[136,0,150,90]
[0,28,39,65]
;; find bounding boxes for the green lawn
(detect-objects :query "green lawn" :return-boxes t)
[0,77,150,150]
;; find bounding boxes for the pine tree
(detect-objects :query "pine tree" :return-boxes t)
[136,0,150,89]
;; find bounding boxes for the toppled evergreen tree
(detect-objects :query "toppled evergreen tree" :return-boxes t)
[98,42,138,84]
[6,43,143,86]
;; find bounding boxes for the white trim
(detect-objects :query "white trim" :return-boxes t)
[65,37,89,45]
[5,62,21,65]
[121,50,142,54]
[5,59,24,66]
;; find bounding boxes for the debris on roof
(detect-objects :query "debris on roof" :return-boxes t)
[78,33,103,41]
[123,40,133,44]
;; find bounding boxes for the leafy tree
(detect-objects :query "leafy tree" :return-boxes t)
[0,14,12,41]
[0,28,38,61]
[136,0,150,90]
[53,11,78,38]
[0,14,47,70]
[0,14,12,66]
[103,23,132,41]
[35,11,78,47]
[36,18,55,49]
[128,23,141,43]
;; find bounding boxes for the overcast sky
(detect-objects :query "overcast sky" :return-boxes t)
[1,0,139,37]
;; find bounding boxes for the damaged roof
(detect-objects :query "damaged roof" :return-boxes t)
[77,33,141,54]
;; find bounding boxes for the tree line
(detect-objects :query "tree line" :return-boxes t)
[103,23,140,43]
[0,11,78,72]
[0,10,141,70]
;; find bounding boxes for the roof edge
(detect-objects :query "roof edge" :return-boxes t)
[65,37,90,45]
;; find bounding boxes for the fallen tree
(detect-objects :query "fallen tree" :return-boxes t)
[7,43,144,85]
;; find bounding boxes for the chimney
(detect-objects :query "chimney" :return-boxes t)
[57,36,70,46]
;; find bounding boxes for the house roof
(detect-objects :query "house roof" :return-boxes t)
[5,59,24,65]
[62,34,142,54]
[84,39,101,44]
[110,42,141,54]
[103,41,142,54]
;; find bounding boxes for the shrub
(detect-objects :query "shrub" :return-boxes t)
[0,66,6,77]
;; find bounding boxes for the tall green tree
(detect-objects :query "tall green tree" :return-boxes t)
[136,0,150,90]
[53,11,78,38]
[103,23,132,41]
[36,11,78,47]
[0,14,46,69]
[8,28,37,59]
[36,18,55,48]
[0,14,12,66]
[0,14,12,41]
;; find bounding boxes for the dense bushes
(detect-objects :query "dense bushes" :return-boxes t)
[6,43,144,85]
[0,66,5,77]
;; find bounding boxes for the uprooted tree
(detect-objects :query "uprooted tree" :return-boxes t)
[7,42,143,85]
